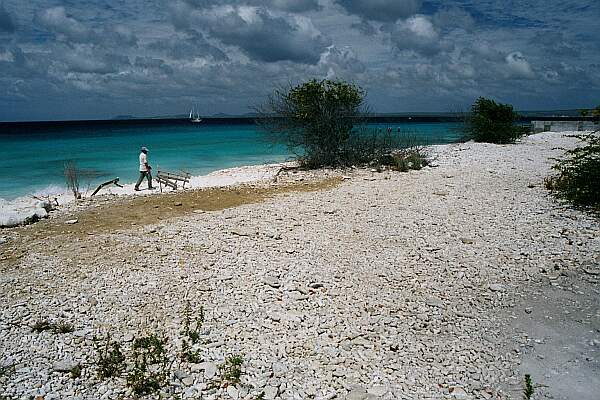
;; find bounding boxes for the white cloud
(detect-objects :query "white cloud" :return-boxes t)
[505,51,535,79]
[36,7,95,43]
[175,3,331,64]
[391,15,449,56]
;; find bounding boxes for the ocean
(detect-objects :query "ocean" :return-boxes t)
[0,120,463,200]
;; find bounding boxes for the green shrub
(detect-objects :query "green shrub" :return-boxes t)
[259,79,382,168]
[387,148,430,172]
[219,355,244,385]
[127,333,170,395]
[96,335,126,379]
[579,104,600,117]
[545,131,600,212]
[463,97,524,143]
[180,301,204,363]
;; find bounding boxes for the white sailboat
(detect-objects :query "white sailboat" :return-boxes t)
[189,107,202,123]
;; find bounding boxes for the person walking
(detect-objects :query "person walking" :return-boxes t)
[134,146,154,191]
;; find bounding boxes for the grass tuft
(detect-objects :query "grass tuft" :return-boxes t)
[219,355,244,386]
[180,301,204,363]
[523,374,534,400]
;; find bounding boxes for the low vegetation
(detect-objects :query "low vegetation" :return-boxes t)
[31,319,74,334]
[579,104,600,117]
[63,161,82,199]
[523,374,534,400]
[463,97,527,144]
[258,79,428,169]
[95,335,126,379]
[218,355,244,386]
[545,131,600,212]
[127,333,171,395]
[385,147,430,172]
[0,363,15,378]
[180,301,204,363]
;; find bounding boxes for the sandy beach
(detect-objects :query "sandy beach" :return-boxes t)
[0,131,599,400]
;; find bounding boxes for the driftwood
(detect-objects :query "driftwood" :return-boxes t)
[272,165,300,182]
[156,170,191,192]
[91,178,123,196]
[31,195,59,207]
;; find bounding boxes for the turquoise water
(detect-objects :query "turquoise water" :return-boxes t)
[0,121,462,200]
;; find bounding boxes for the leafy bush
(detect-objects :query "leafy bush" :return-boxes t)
[463,97,524,143]
[387,148,430,172]
[579,104,600,117]
[127,333,170,395]
[219,355,243,385]
[259,79,436,169]
[96,335,126,379]
[545,131,600,212]
[260,79,386,168]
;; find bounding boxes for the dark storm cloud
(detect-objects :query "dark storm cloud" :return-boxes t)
[181,0,321,13]
[0,2,15,33]
[530,31,581,58]
[433,7,475,32]
[335,0,421,22]
[0,0,599,121]
[35,6,96,43]
[63,51,130,74]
[147,31,228,62]
[176,4,331,64]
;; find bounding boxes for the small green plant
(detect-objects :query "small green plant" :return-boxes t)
[388,148,430,172]
[55,322,75,334]
[523,374,534,400]
[32,319,53,333]
[127,333,170,395]
[70,364,82,379]
[219,355,244,386]
[96,335,126,379]
[0,363,15,378]
[463,97,524,144]
[180,301,204,363]
[545,131,600,212]
[255,392,265,400]
[31,320,74,334]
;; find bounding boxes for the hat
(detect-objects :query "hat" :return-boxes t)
[141,146,148,152]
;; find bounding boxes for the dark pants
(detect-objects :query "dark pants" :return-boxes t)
[135,171,152,189]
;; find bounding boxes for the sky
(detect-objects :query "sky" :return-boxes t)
[0,0,599,121]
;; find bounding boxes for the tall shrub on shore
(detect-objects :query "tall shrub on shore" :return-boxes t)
[258,79,365,167]
[258,79,407,168]
[545,131,600,212]
[579,105,600,117]
[463,97,524,144]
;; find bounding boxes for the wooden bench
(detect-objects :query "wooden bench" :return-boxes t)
[156,170,191,192]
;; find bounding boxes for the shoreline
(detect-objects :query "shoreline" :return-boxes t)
[0,162,297,228]
[0,130,591,228]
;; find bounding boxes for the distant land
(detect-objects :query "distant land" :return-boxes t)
[111,109,586,121]
[1,110,596,126]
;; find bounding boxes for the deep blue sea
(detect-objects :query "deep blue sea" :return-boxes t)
[0,121,462,200]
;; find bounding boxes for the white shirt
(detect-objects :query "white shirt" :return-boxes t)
[139,152,148,172]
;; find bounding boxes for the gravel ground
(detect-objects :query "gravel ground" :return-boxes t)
[0,132,598,400]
